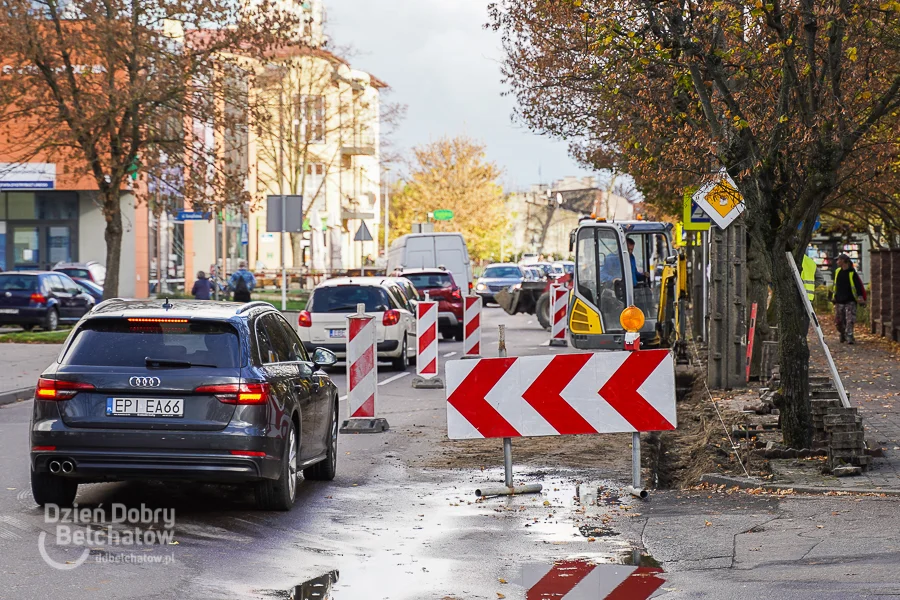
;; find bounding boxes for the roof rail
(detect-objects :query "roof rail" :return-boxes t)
[91,298,127,312]
[236,301,275,314]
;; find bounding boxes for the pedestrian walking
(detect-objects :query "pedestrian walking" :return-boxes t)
[831,254,867,344]
[229,261,256,303]
[191,271,212,300]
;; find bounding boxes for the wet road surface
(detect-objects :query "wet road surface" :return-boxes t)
[2,309,900,598]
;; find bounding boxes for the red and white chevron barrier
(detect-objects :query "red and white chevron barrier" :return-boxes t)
[463,295,482,358]
[339,305,389,433]
[445,349,675,439]
[520,560,665,599]
[550,284,568,346]
[416,300,438,377]
[347,310,376,418]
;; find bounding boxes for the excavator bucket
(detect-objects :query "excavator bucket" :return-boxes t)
[495,287,520,315]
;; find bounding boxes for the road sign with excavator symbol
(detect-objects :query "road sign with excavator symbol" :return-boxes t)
[692,168,745,229]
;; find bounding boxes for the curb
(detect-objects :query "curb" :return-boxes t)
[699,473,900,496]
[0,387,34,407]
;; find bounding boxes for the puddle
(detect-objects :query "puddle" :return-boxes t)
[262,570,339,599]
[515,555,665,599]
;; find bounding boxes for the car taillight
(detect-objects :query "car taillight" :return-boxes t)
[450,288,462,300]
[468,281,473,292]
[298,310,312,327]
[383,309,400,326]
[30,293,46,304]
[35,378,95,401]
[230,450,266,457]
[195,383,269,405]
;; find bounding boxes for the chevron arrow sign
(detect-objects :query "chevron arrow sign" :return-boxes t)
[445,350,676,440]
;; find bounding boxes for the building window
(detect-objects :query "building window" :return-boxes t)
[306,163,325,198]
[298,95,325,143]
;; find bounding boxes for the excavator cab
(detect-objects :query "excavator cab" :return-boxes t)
[570,219,683,351]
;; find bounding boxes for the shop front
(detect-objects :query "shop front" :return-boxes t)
[0,191,80,271]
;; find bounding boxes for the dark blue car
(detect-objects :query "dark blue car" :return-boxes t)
[0,271,94,331]
[73,278,104,302]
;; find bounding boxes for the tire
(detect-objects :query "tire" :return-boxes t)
[441,331,455,341]
[453,326,464,341]
[31,468,78,507]
[43,309,59,332]
[536,293,551,331]
[391,337,409,371]
[21,324,34,332]
[255,424,298,511]
[304,399,338,481]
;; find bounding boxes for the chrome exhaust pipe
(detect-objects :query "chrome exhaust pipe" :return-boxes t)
[48,461,61,474]
[61,461,75,474]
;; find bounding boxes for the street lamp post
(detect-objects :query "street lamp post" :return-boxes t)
[278,70,287,311]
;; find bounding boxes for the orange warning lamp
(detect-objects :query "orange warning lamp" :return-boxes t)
[619,305,645,333]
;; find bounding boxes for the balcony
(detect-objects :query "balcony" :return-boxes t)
[341,134,376,157]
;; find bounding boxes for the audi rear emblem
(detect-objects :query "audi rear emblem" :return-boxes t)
[129,376,161,388]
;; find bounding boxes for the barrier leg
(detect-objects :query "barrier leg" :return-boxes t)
[475,326,542,498]
[627,431,648,499]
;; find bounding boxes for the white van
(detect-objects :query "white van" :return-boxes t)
[387,233,474,293]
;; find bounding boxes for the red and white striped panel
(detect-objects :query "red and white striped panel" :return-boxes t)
[445,349,676,439]
[416,301,438,378]
[346,313,377,418]
[463,295,482,357]
[519,560,665,599]
[551,285,568,340]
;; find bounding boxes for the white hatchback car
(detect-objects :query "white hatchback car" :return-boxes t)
[297,277,416,371]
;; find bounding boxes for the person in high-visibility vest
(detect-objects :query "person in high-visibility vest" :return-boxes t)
[830,253,867,345]
[801,254,817,302]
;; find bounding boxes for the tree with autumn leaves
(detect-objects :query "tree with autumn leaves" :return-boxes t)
[0,0,299,298]
[491,1,900,447]
[390,136,508,261]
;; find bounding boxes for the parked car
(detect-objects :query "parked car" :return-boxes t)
[52,261,106,286]
[386,232,474,293]
[551,261,575,277]
[29,299,340,511]
[297,277,416,371]
[474,263,526,305]
[522,262,553,278]
[0,271,94,331]
[387,276,421,304]
[72,278,104,302]
[396,268,464,341]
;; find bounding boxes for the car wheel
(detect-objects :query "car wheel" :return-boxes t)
[43,309,59,332]
[441,330,455,341]
[391,337,408,371]
[304,399,338,481]
[255,424,298,511]
[31,468,78,507]
[453,326,464,342]
[21,324,34,332]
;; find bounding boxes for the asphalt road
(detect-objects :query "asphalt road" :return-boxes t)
[1,308,899,599]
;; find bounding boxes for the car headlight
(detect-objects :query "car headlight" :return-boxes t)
[511,283,522,290]
[476,283,486,291]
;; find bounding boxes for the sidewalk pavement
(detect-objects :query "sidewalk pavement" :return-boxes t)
[755,317,900,492]
[0,343,63,405]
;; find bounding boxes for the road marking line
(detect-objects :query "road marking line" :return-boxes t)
[444,351,457,357]
[378,372,411,386]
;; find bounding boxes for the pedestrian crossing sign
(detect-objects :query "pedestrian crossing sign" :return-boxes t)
[682,186,710,231]
[691,168,745,229]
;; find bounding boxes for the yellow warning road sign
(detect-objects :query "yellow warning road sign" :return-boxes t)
[692,168,745,229]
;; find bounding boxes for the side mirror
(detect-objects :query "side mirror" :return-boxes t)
[569,230,576,253]
[312,347,338,369]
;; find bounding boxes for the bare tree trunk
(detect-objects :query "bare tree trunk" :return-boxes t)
[102,191,123,300]
[290,232,304,270]
[769,250,813,448]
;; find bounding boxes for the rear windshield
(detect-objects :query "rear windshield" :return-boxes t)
[309,286,391,313]
[62,319,242,368]
[403,273,453,290]
[0,275,38,291]
[57,268,90,279]
[482,266,521,278]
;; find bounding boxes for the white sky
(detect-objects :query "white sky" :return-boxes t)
[325,0,595,191]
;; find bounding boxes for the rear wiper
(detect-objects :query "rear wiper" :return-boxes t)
[145,357,218,369]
